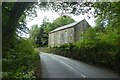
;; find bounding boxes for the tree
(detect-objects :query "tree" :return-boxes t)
[38,2,94,16]
[2,2,96,52]
[2,2,97,78]
[35,15,75,47]
[94,16,105,32]
[52,15,75,29]
[94,2,120,27]
[36,27,47,47]
[2,2,41,78]
[29,24,39,47]
[2,2,36,53]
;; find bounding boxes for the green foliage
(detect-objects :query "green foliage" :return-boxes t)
[59,43,75,50]
[100,28,119,46]
[39,2,120,73]
[36,25,48,47]
[38,2,93,16]
[2,2,36,53]
[52,15,75,29]
[49,25,120,73]
[2,2,42,79]
[2,2,14,27]
[94,2,120,27]
[2,39,40,78]
[15,39,36,54]
[31,15,75,47]
[95,16,105,31]
[29,25,40,47]
[45,1,120,74]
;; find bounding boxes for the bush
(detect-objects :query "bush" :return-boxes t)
[48,27,120,73]
[2,39,40,79]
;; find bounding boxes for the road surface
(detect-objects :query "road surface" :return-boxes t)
[40,53,119,78]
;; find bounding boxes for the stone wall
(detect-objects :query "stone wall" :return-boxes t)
[74,20,90,42]
[48,20,90,47]
[49,27,74,47]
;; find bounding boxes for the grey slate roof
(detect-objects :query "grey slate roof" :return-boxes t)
[50,19,86,33]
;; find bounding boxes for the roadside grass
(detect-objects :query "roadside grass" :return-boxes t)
[34,49,42,79]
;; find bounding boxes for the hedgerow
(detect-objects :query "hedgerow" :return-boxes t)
[48,27,120,73]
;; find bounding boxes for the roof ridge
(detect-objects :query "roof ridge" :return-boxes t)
[50,19,86,33]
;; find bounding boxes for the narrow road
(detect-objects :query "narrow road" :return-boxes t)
[40,53,119,78]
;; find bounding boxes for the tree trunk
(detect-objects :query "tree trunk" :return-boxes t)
[2,2,34,53]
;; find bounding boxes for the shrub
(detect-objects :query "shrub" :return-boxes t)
[2,39,40,78]
[49,27,120,73]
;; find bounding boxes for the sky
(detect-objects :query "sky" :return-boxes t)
[23,9,96,38]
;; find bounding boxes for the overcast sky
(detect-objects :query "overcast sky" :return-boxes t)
[23,9,96,37]
[26,10,95,29]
